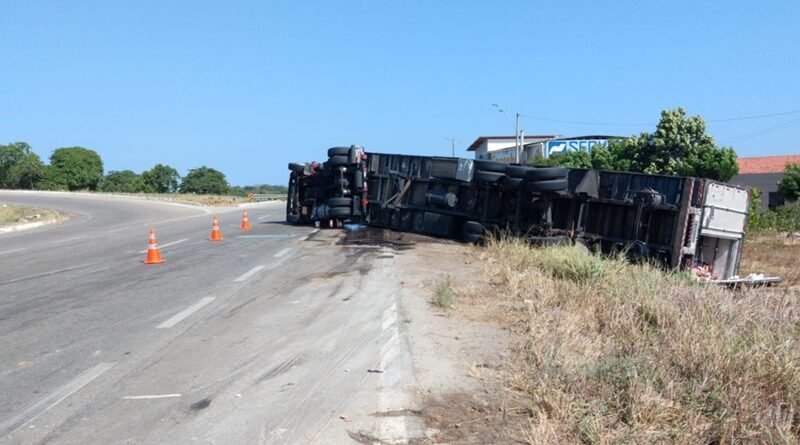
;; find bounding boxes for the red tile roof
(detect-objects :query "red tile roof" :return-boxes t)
[737,155,800,174]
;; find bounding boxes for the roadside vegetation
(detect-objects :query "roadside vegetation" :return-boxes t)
[0,142,286,198]
[0,203,60,226]
[457,235,799,443]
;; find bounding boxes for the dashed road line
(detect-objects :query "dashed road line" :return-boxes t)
[137,238,189,254]
[257,214,272,220]
[234,265,266,282]
[157,297,216,329]
[0,263,100,286]
[123,394,182,400]
[0,362,115,436]
[0,247,27,256]
[274,247,292,258]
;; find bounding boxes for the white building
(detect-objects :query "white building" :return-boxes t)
[466,135,559,163]
[466,135,620,163]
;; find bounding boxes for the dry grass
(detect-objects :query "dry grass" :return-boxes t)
[465,235,800,444]
[740,231,800,288]
[98,192,252,206]
[431,275,456,309]
[0,203,59,226]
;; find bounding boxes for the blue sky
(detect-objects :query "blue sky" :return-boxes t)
[1,0,798,186]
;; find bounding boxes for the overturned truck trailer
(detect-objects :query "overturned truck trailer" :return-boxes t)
[287,146,750,281]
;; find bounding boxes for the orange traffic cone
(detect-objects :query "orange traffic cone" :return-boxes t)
[210,215,223,241]
[240,210,251,231]
[144,229,165,264]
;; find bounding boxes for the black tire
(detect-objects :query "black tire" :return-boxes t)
[462,221,485,235]
[524,179,568,193]
[328,155,350,166]
[525,167,568,181]
[327,197,352,207]
[474,171,505,183]
[505,165,532,178]
[473,160,506,173]
[501,176,524,189]
[529,236,570,246]
[328,207,351,218]
[288,162,306,173]
[327,147,351,157]
[286,213,301,224]
[464,233,485,246]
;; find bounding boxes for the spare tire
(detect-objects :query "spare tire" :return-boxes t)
[474,160,506,173]
[505,165,532,178]
[524,179,568,193]
[525,167,568,181]
[327,147,351,157]
[474,171,505,183]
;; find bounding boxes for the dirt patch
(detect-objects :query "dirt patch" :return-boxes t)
[740,231,800,288]
[392,235,530,444]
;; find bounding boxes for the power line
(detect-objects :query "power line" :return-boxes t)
[720,118,800,144]
[517,108,800,128]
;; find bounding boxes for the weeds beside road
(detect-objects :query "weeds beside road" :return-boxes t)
[450,236,799,444]
[0,203,60,227]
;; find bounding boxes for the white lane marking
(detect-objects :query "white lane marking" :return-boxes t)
[157,297,216,329]
[0,263,100,286]
[123,394,181,400]
[257,214,272,220]
[52,235,87,245]
[236,234,294,239]
[274,248,291,258]
[0,362,115,436]
[0,247,27,256]
[310,228,320,235]
[137,238,189,254]
[234,265,266,282]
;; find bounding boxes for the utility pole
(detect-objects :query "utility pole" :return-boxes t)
[444,137,459,157]
[515,112,520,163]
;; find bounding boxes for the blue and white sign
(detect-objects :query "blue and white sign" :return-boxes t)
[546,139,610,156]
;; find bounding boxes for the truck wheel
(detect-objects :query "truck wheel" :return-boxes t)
[474,160,506,173]
[529,236,570,246]
[327,197,352,207]
[328,147,351,157]
[474,171,505,183]
[525,167,568,181]
[462,221,485,235]
[328,155,350,166]
[501,176,524,189]
[505,165,533,178]
[524,179,568,193]
[286,213,301,224]
[328,207,351,218]
[464,233,485,246]
[288,162,306,173]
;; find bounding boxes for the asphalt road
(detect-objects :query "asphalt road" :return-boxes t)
[0,192,419,444]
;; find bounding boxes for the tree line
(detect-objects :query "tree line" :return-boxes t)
[0,143,285,196]
[534,108,740,182]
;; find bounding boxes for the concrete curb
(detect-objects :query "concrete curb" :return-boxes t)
[0,216,63,234]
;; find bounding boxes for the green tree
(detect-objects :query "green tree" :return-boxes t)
[101,170,146,193]
[7,152,45,189]
[179,166,229,194]
[539,108,739,181]
[142,163,180,193]
[49,147,104,191]
[0,142,46,189]
[778,163,800,202]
